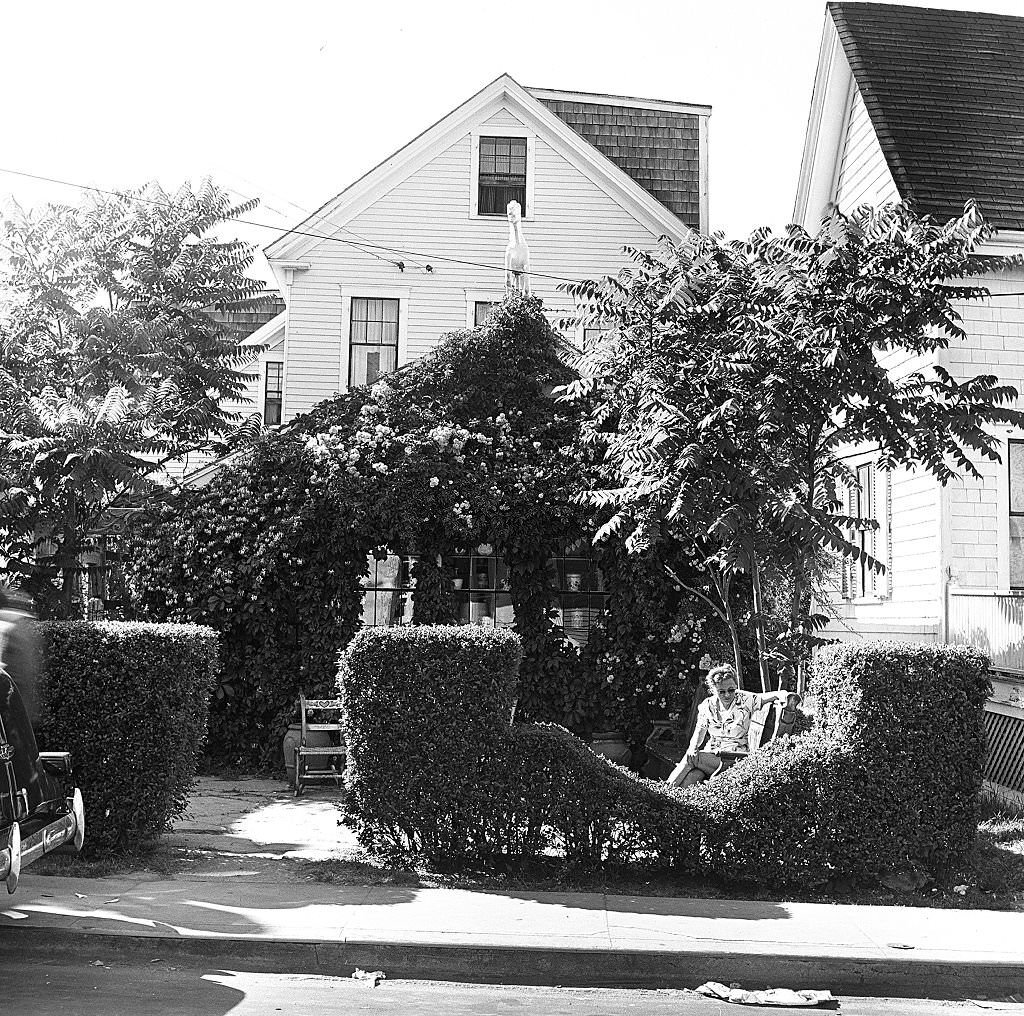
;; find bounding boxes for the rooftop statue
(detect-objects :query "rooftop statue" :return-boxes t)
[504,200,531,296]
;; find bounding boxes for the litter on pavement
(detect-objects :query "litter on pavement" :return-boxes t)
[351,968,386,987]
[696,982,837,1007]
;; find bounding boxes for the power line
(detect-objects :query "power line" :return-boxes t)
[0,165,584,285]
[4,163,1024,297]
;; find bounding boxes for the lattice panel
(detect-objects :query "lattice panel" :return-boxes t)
[985,710,1024,794]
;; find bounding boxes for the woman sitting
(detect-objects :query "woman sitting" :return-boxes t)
[667,664,799,789]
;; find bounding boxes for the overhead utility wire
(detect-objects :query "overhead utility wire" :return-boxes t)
[0,166,584,286]
[4,165,1024,297]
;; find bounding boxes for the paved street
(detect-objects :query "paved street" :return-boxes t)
[0,953,997,1016]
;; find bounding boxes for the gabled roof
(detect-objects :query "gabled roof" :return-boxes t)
[829,1,1024,231]
[265,74,709,264]
[529,88,707,229]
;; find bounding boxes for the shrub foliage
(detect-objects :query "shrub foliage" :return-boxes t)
[339,625,521,859]
[35,621,217,854]
[810,640,991,878]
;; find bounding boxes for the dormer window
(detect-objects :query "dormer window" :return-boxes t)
[478,136,527,215]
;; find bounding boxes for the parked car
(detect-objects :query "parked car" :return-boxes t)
[0,590,84,892]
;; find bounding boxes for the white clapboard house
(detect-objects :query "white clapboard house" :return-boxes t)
[794,1,1024,801]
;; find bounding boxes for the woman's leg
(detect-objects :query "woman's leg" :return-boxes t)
[666,754,696,787]
[676,752,722,788]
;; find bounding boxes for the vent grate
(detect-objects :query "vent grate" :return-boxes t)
[985,710,1024,794]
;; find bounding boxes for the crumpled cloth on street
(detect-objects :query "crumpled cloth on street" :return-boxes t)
[351,968,386,987]
[696,981,837,1007]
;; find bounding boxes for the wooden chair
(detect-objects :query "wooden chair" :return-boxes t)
[707,694,801,780]
[293,692,346,797]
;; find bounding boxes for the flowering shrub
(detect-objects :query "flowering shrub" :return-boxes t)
[125,296,720,765]
[124,437,377,767]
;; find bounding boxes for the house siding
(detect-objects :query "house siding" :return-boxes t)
[834,85,899,214]
[946,271,1024,590]
[282,106,671,419]
[169,338,282,482]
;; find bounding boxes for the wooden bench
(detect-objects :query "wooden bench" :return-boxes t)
[293,692,346,797]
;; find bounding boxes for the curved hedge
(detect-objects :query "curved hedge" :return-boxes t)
[36,621,217,854]
[340,631,990,885]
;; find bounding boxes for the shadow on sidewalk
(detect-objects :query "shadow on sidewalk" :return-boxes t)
[497,890,791,921]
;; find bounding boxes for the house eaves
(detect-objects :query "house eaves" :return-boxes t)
[829,1,1024,233]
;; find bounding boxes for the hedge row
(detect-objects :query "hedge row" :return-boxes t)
[340,630,991,885]
[36,621,217,854]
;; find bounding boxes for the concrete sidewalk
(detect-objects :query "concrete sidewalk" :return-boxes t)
[1,778,1022,999]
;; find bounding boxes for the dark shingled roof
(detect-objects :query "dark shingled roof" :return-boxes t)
[530,91,702,229]
[829,1,1024,231]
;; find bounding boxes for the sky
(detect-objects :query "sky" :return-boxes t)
[3,0,1023,284]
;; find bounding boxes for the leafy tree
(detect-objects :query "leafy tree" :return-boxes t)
[565,202,1024,689]
[0,180,266,616]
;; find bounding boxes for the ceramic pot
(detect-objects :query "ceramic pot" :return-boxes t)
[282,723,338,787]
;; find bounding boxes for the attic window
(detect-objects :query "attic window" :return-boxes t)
[478,136,527,216]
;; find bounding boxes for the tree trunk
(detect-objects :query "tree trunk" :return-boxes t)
[749,554,772,691]
[713,572,744,689]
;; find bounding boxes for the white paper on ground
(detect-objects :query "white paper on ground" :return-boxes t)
[696,981,837,1007]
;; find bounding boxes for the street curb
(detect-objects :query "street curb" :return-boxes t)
[2,928,1023,999]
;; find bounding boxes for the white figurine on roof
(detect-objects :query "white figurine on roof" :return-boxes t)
[504,200,531,296]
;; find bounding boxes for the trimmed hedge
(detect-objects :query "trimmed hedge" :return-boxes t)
[340,634,990,886]
[339,625,521,859]
[36,621,217,854]
[809,640,991,879]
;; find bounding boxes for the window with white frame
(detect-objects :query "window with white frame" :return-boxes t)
[1008,440,1024,588]
[841,460,890,600]
[474,301,501,326]
[349,297,399,388]
[477,136,527,216]
[264,361,283,426]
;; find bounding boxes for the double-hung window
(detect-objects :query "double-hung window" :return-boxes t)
[349,297,399,388]
[264,361,283,426]
[478,136,527,216]
[853,463,875,598]
[474,300,501,326]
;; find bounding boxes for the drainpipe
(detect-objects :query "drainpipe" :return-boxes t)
[941,566,952,644]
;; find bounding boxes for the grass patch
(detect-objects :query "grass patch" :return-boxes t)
[31,842,193,879]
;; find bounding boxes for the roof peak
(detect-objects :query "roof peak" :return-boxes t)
[527,86,710,116]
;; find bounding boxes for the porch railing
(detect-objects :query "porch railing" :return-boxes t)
[947,590,1024,804]
[947,590,1024,677]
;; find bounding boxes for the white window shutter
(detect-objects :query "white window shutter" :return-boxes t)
[875,467,892,599]
[840,480,853,600]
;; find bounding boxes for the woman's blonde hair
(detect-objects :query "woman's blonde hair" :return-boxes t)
[705,664,738,695]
